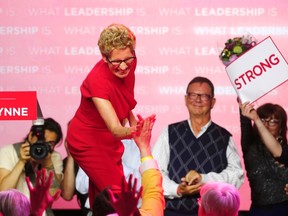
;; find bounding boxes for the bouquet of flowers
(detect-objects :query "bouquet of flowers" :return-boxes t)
[219,35,257,66]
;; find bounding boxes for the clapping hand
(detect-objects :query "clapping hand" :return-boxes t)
[183,170,202,186]
[134,114,156,136]
[177,170,203,196]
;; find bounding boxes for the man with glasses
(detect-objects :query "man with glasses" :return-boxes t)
[0,117,63,216]
[152,76,244,216]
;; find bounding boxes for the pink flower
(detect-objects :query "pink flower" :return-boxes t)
[219,35,256,66]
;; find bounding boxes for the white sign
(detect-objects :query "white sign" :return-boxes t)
[225,36,288,103]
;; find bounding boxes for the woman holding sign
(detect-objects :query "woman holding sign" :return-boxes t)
[239,100,288,216]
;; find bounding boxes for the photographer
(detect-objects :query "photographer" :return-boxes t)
[0,117,63,216]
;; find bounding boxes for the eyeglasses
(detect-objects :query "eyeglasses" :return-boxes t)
[261,118,279,127]
[47,141,56,146]
[46,141,56,150]
[186,92,212,102]
[106,56,136,67]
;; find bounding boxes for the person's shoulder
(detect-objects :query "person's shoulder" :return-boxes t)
[211,122,232,136]
[167,120,189,132]
[169,120,187,127]
[85,59,106,78]
[0,143,16,153]
[0,144,18,166]
[81,60,102,85]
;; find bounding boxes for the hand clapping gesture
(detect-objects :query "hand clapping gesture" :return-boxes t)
[107,114,155,216]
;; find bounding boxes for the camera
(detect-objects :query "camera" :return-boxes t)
[29,118,51,160]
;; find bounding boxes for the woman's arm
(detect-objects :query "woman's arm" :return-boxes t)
[239,102,254,154]
[240,101,282,157]
[0,143,29,191]
[92,97,136,138]
[128,111,137,127]
[61,155,75,200]
[253,117,282,157]
[61,139,76,201]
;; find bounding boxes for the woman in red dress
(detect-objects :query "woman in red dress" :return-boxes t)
[67,23,139,207]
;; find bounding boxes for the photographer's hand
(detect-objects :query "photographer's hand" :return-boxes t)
[20,141,31,163]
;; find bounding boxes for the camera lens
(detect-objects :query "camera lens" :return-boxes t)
[30,141,50,160]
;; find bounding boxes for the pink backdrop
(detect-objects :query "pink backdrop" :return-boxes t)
[1,0,288,210]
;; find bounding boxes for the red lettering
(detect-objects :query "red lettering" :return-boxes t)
[259,58,272,72]
[234,54,281,90]
[234,78,242,90]
[245,70,255,82]
[252,65,263,76]
[236,73,247,90]
[269,54,279,65]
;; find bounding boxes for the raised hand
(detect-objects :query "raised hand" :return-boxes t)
[132,114,156,157]
[238,100,259,122]
[26,168,61,216]
[107,174,143,216]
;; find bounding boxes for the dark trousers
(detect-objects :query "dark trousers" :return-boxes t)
[164,208,197,216]
[249,201,288,216]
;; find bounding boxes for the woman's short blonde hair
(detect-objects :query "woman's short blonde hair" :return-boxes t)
[98,23,136,57]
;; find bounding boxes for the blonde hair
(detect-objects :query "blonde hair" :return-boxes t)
[98,23,136,56]
[198,182,240,216]
[0,189,30,216]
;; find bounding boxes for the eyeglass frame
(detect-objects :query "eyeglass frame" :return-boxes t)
[261,118,280,127]
[47,140,56,147]
[105,55,136,67]
[186,92,212,102]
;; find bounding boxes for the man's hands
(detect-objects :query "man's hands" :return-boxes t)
[107,174,143,216]
[26,168,61,216]
[177,170,203,196]
[183,170,202,185]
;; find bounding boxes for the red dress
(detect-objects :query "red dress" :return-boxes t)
[67,59,137,206]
